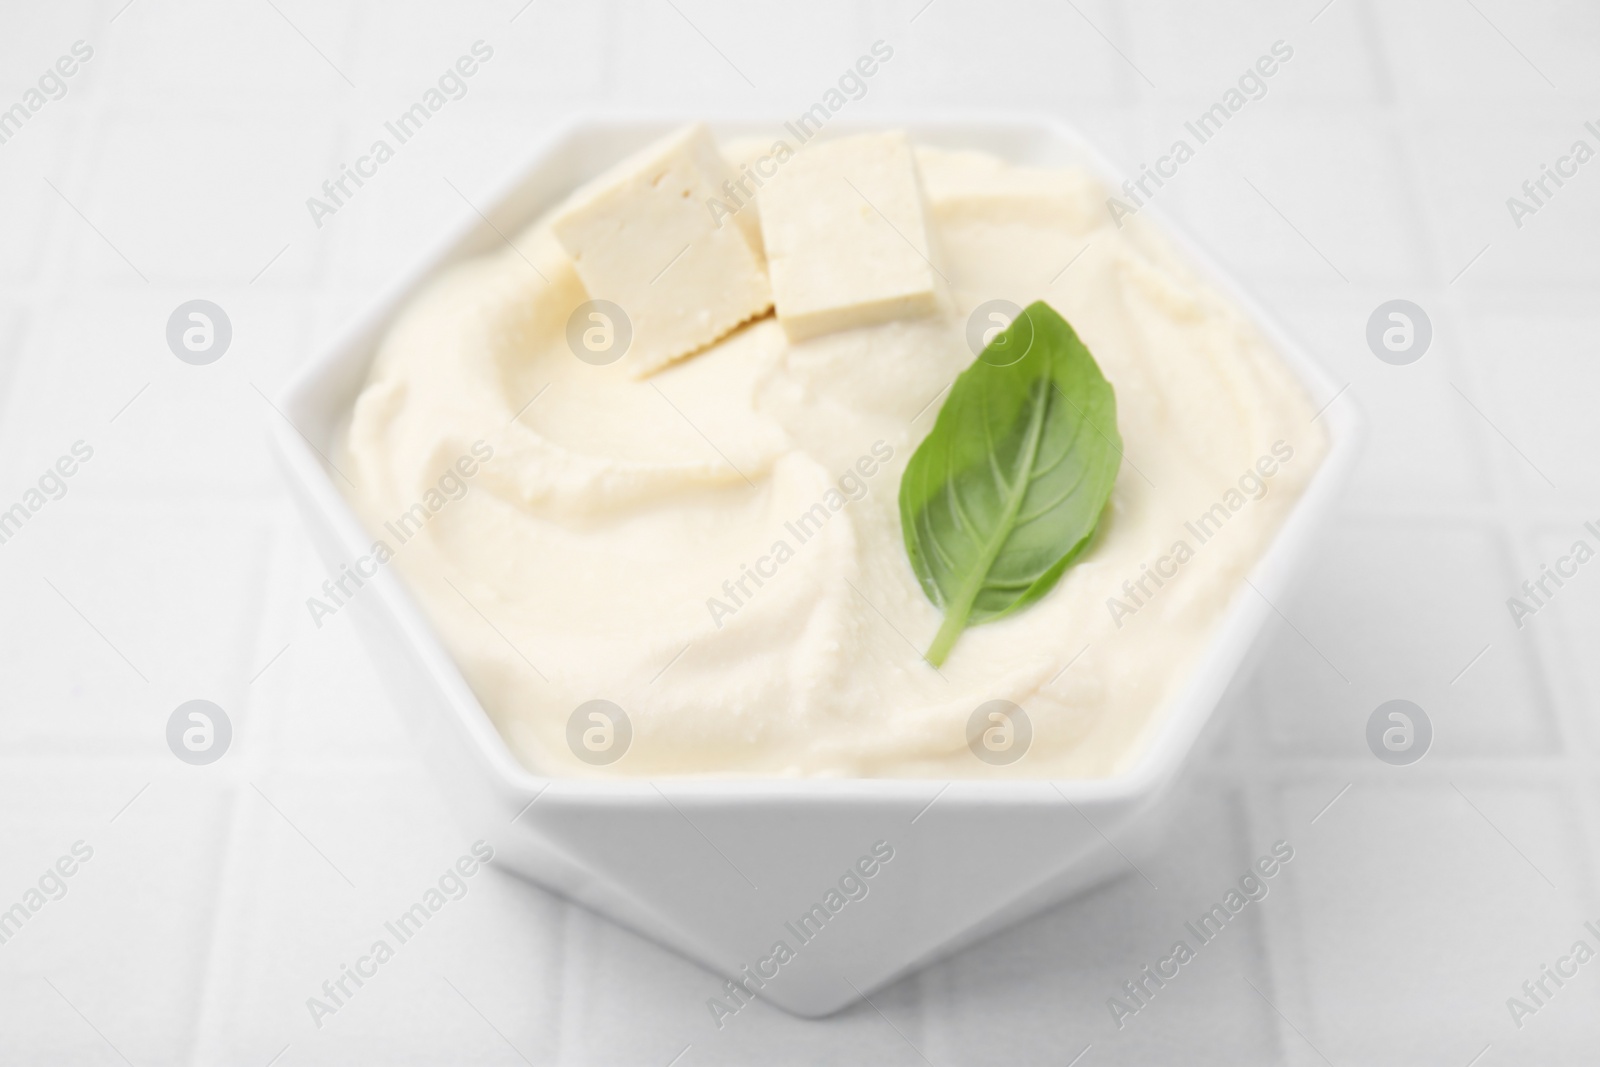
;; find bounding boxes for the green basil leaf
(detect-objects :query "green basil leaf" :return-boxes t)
[899,300,1121,667]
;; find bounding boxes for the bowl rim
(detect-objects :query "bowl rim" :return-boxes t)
[272,109,1363,806]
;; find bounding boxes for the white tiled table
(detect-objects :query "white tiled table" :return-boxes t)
[3,1,1598,1063]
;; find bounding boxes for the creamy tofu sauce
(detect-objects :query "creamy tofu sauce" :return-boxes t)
[337,137,1325,778]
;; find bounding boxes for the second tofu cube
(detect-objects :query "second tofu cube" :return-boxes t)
[759,131,941,341]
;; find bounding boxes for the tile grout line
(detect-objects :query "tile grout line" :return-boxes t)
[184,510,310,1066]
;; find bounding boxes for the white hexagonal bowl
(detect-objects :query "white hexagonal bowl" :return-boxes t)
[269,114,1361,1018]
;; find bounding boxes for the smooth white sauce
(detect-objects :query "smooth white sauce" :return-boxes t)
[337,140,1326,778]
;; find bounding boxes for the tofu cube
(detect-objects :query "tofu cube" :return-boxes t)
[550,124,773,376]
[758,131,941,341]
